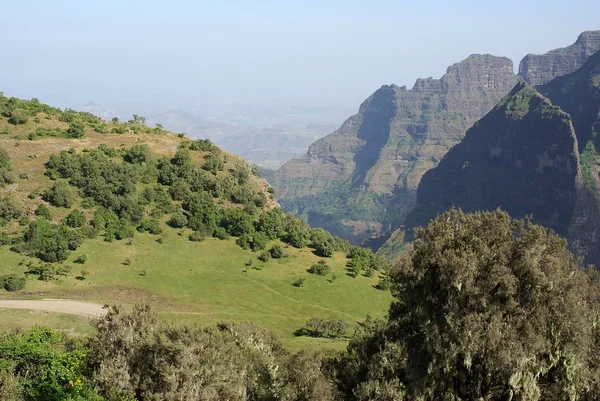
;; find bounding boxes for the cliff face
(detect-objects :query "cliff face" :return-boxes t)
[408,84,579,237]
[400,50,600,267]
[272,55,518,243]
[519,30,600,86]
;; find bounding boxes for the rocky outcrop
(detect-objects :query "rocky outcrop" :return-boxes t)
[399,50,600,267]
[407,84,579,238]
[519,30,600,86]
[272,55,518,243]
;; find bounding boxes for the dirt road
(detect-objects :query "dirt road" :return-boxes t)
[0,299,106,317]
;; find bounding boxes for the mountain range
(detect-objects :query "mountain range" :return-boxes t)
[272,31,600,250]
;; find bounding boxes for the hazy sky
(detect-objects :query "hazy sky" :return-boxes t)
[1,0,598,112]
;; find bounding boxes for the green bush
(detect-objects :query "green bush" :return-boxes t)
[7,108,29,125]
[65,209,85,228]
[212,227,230,240]
[43,180,74,208]
[66,121,85,138]
[269,245,285,259]
[74,254,88,264]
[258,250,271,262]
[35,203,52,220]
[0,274,26,291]
[308,260,331,276]
[167,211,188,228]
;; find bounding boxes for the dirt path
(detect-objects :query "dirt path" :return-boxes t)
[0,300,106,317]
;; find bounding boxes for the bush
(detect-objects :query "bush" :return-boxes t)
[299,318,347,338]
[189,231,206,242]
[258,251,271,262]
[25,263,71,281]
[269,245,285,259]
[66,121,85,138]
[0,196,23,220]
[74,254,87,264]
[8,108,28,125]
[0,274,26,291]
[212,227,229,240]
[65,209,85,228]
[292,278,305,287]
[137,218,162,235]
[43,180,73,208]
[35,203,52,220]
[308,260,331,276]
[167,211,188,228]
[125,144,151,164]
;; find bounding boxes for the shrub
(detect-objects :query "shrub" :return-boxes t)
[269,245,285,259]
[65,209,85,228]
[299,318,347,338]
[167,211,188,228]
[35,203,52,220]
[308,260,331,276]
[0,196,23,220]
[8,108,28,125]
[25,263,71,281]
[292,278,305,287]
[212,227,229,240]
[43,180,73,208]
[66,121,85,138]
[0,274,26,291]
[189,231,206,242]
[258,251,271,262]
[74,254,87,264]
[137,218,162,235]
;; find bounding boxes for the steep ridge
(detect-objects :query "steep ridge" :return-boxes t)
[519,30,600,86]
[272,55,518,244]
[398,51,600,267]
[406,83,579,237]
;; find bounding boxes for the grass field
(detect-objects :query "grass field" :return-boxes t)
[0,228,392,350]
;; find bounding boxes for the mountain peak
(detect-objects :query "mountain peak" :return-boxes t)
[519,30,600,86]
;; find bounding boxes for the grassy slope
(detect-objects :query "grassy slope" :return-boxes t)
[0,114,391,350]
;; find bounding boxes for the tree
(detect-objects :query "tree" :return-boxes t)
[125,144,151,164]
[333,209,600,400]
[42,181,73,208]
[34,203,52,220]
[269,245,285,259]
[65,209,85,228]
[66,121,85,138]
[308,260,331,276]
[7,108,28,125]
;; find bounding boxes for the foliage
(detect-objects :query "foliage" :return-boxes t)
[269,245,285,259]
[0,196,23,221]
[74,254,87,264]
[297,318,347,338]
[23,219,81,262]
[332,209,600,400]
[0,274,26,291]
[65,209,85,228]
[42,181,74,208]
[34,204,52,220]
[258,250,271,262]
[25,262,71,281]
[308,260,331,276]
[0,146,14,186]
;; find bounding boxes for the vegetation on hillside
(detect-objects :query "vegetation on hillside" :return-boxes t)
[2,210,599,400]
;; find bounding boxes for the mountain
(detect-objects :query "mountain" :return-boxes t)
[272,55,519,244]
[519,30,600,86]
[272,31,600,248]
[398,50,600,266]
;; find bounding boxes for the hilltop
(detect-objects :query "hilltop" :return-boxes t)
[0,93,392,349]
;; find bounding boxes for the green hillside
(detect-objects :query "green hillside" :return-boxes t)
[0,93,391,349]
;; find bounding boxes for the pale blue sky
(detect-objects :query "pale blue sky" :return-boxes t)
[1,0,598,112]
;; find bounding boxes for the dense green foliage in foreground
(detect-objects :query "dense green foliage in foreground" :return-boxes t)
[2,210,600,400]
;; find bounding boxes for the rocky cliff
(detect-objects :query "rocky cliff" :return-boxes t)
[519,30,600,86]
[407,83,579,237]
[272,55,518,244]
[399,50,600,267]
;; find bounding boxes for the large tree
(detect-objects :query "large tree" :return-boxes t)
[334,209,600,401]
